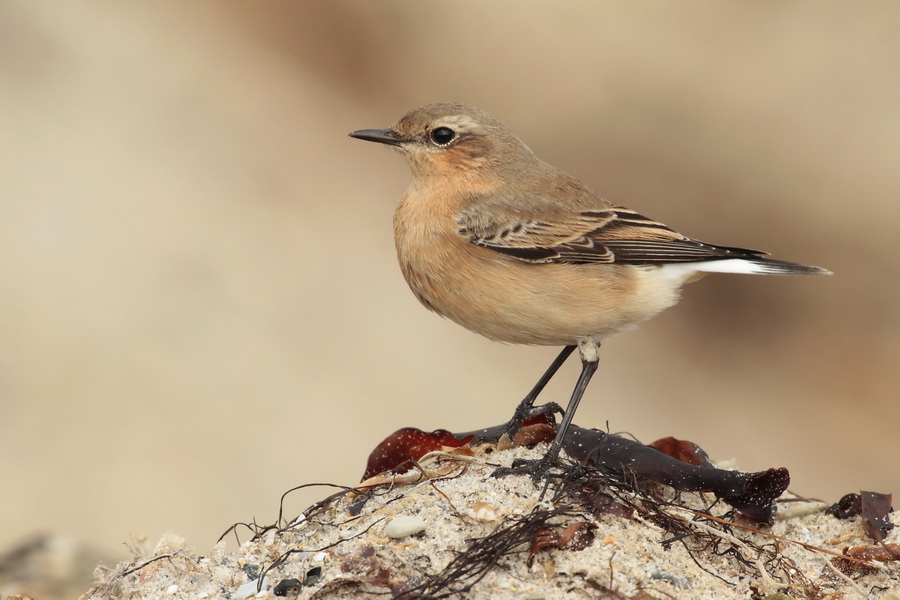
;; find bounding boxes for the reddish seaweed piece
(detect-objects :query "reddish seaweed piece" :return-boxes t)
[649,436,714,467]
[861,491,894,541]
[363,428,467,481]
[526,522,597,567]
[362,414,556,480]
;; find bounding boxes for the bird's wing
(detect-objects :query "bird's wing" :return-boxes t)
[456,205,769,265]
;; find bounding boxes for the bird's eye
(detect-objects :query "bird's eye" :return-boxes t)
[430,126,456,146]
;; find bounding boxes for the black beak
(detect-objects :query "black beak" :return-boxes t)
[348,128,403,147]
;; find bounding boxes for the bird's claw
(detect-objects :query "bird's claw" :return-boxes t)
[470,400,564,447]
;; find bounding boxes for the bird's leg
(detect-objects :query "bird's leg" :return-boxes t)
[542,352,599,464]
[471,345,575,446]
[513,344,576,420]
[493,347,600,490]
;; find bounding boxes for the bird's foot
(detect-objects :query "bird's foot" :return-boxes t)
[490,444,567,496]
[470,400,564,447]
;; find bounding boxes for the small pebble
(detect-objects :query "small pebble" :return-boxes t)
[471,502,498,521]
[235,577,270,599]
[384,515,427,538]
[242,563,260,579]
[650,570,690,589]
[273,578,302,596]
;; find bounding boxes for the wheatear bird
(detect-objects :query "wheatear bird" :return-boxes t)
[350,102,829,464]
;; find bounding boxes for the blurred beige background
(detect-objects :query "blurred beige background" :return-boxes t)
[2,0,898,575]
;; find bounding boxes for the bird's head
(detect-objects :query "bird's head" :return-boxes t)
[350,103,537,181]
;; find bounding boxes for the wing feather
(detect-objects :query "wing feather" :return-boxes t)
[457,205,769,265]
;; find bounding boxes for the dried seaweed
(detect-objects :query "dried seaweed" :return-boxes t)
[364,421,788,524]
[826,490,895,542]
[827,492,863,519]
[401,505,588,598]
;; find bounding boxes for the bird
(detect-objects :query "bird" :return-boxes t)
[349,102,830,466]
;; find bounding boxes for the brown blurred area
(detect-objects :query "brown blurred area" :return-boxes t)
[1,0,898,588]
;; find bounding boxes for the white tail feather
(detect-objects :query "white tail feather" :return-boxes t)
[657,259,831,282]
